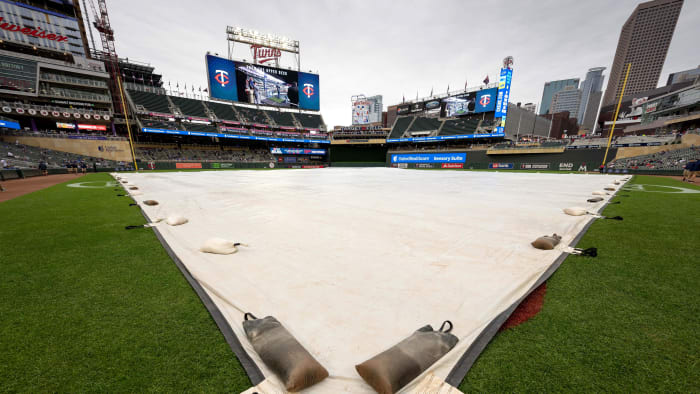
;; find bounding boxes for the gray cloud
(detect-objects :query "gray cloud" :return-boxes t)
[103,0,699,127]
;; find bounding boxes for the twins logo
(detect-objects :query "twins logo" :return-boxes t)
[479,94,491,107]
[303,83,315,98]
[214,69,229,87]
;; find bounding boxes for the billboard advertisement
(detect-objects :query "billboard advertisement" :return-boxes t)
[352,95,383,125]
[270,147,327,155]
[0,1,86,56]
[206,54,319,110]
[474,88,498,113]
[489,163,514,169]
[390,152,466,163]
[396,105,410,115]
[0,54,38,96]
[494,68,513,118]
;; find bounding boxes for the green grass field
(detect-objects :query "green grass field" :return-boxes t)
[1,173,698,392]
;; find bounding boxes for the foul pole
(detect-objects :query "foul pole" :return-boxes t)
[602,63,631,168]
[116,75,139,171]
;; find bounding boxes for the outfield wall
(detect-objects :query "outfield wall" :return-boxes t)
[386,148,616,172]
[1,136,133,162]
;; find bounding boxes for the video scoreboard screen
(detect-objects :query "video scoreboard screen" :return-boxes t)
[206,54,319,111]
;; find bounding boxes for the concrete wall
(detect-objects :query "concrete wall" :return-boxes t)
[1,136,133,162]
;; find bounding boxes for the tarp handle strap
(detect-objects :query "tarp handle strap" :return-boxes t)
[116,194,126,197]
[244,312,258,321]
[439,320,453,333]
[573,247,597,257]
[125,225,145,230]
[604,216,623,220]
[609,201,621,205]
[129,203,138,206]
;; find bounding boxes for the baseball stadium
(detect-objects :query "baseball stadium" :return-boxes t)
[1,0,698,393]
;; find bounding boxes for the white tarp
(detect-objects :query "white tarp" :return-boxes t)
[121,168,625,393]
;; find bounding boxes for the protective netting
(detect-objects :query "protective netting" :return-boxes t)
[119,168,626,393]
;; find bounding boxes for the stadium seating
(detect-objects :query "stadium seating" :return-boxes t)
[182,123,217,133]
[388,116,414,139]
[408,117,442,132]
[265,110,296,127]
[141,119,180,130]
[1,141,116,168]
[235,106,269,124]
[135,146,273,162]
[439,118,480,135]
[296,113,324,129]
[128,90,172,114]
[208,102,241,122]
[169,96,209,118]
[609,146,700,171]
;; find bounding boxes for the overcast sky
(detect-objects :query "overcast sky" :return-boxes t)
[102,0,699,127]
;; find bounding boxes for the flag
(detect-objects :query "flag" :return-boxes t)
[464,80,467,90]
[416,91,418,100]
[402,94,405,103]
[447,85,450,94]
[168,81,171,86]
[430,87,433,97]
[176,82,179,88]
[483,75,489,85]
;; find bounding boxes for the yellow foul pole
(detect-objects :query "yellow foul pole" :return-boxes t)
[116,75,139,171]
[602,63,631,168]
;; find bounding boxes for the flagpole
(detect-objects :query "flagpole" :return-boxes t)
[602,63,631,168]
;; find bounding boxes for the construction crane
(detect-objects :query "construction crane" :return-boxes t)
[85,0,123,114]
[84,0,139,170]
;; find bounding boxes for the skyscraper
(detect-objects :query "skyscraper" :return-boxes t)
[602,0,684,107]
[577,67,606,131]
[539,78,579,115]
[550,86,582,116]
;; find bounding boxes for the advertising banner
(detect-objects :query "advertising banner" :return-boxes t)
[520,163,549,170]
[489,163,513,169]
[176,163,203,169]
[352,95,382,125]
[494,68,513,118]
[416,163,434,169]
[206,54,319,110]
[441,163,464,169]
[142,127,330,144]
[390,152,466,163]
[270,147,327,155]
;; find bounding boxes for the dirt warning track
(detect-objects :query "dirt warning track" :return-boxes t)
[0,174,85,202]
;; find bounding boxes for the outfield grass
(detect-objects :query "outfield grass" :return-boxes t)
[1,174,698,392]
[460,175,700,392]
[0,173,250,392]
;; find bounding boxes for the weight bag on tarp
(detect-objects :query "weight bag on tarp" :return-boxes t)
[355,321,458,394]
[243,313,328,392]
[531,234,562,250]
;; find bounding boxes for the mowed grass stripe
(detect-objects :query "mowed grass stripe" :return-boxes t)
[460,175,700,392]
[0,173,250,392]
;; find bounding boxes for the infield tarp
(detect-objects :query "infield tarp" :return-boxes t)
[120,169,626,393]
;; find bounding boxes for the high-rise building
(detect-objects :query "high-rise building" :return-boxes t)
[577,67,606,132]
[602,0,684,107]
[550,85,582,117]
[539,78,579,115]
[666,66,700,86]
[521,102,537,113]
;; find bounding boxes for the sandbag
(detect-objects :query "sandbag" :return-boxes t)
[129,190,143,196]
[563,207,588,216]
[587,197,604,203]
[592,191,607,196]
[164,215,188,226]
[199,238,247,254]
[355,321,458,394]
[604,185,616,191]
[243,313,328,392]
[121,180,128,184]
[531,234,562,250]
[129,186,139,190]
[143,200,159,206]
